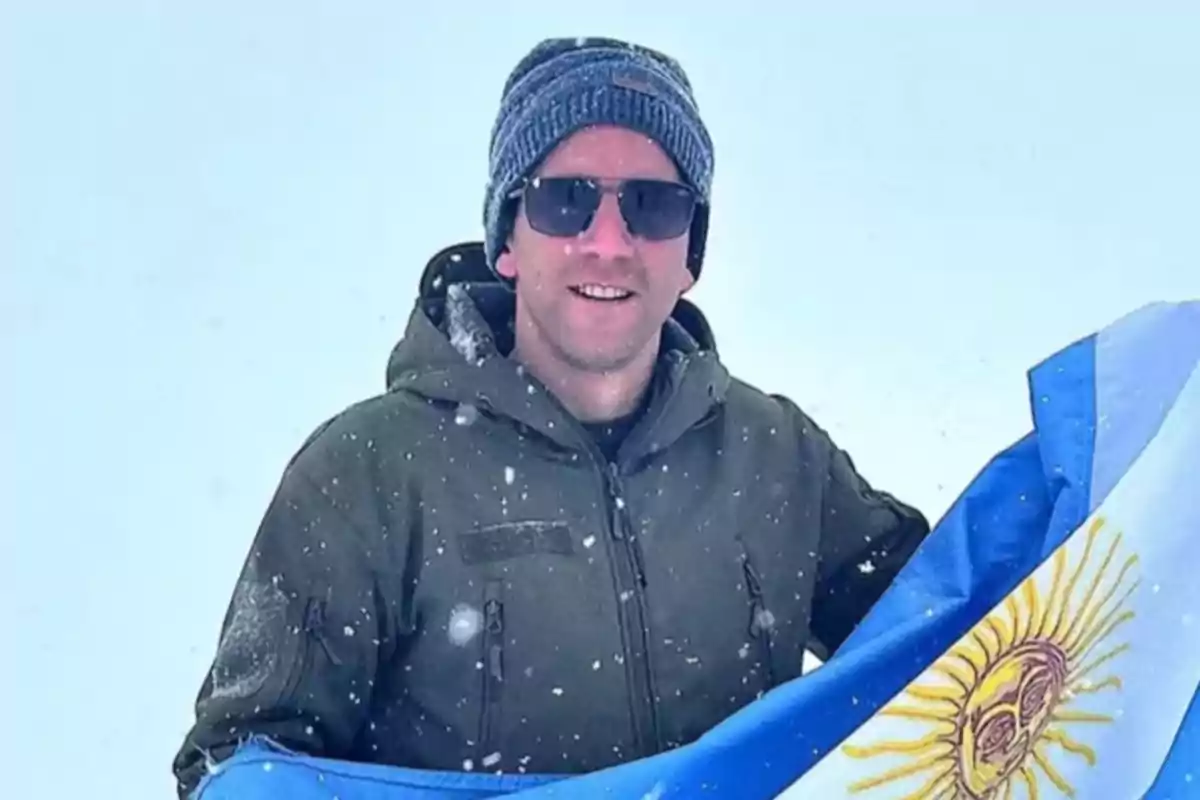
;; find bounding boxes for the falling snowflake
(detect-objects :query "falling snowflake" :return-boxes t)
[448,604,483,646]
[455,403,479,426]
[753,607,776,632]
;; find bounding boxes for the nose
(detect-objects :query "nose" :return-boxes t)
[577,193,635,259]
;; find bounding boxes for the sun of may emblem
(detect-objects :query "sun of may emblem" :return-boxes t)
[841,515,1140,799]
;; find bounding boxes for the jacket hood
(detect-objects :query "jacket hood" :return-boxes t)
[384,241,728,461]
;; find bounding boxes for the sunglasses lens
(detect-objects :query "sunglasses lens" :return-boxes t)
[519,177,698,241]
[522,177,600,237]
[619,180,697,240]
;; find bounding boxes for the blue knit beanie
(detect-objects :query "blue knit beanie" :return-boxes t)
[483,36,715,281]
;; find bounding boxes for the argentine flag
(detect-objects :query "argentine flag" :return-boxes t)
[194,300,1199,800]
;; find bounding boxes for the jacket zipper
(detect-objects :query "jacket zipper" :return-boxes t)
[525,379,666,759]
[742,558,777,692]
[480,581,505,757]
[604,461,660,757]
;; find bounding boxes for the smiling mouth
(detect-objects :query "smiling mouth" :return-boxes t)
[569,283,636,302]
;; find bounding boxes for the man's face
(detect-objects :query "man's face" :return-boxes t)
[496,125,697,374]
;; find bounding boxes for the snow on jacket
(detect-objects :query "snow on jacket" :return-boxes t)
[172,241,931,798]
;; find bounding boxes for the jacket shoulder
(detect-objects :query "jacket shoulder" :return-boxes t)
[282,389,438,477]
[719,377,845,474]
[724,377,830,438]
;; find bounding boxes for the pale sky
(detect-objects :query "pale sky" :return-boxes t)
[4,6,1198,799]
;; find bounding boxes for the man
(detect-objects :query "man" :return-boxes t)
[172,36,930,799]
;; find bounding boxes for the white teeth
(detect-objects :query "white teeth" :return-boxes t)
[575,284,633,300]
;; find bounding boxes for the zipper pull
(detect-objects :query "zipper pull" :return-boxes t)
[484,598,504,682]
[743,560,772,639]
[610,508,626,540]
[304,599,344,666]
[488,645,504,682]
[742,558,764,599]
[484,598,503,634]
[606,461,624,498]
[606,463,627,540]
[630,534,648,587]
[607,463,647,584]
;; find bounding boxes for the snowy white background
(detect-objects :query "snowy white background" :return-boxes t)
[4,5,1199,799]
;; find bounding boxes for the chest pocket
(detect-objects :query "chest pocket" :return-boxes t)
[435,515,636,775]
[457,521,574,763]
[478,579,505,763]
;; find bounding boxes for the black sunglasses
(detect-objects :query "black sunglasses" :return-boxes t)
[509,176,699,241]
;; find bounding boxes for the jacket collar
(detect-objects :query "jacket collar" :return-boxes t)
[385,241,729,464]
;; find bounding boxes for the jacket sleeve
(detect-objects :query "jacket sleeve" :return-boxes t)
[804,415,931,660]
[172,422,399,799]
